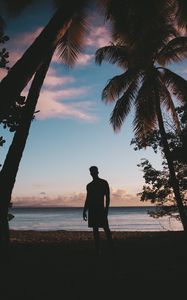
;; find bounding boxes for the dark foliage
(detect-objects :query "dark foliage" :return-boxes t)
[131,106,187,219]
[0,21,9,155]
[0,20,9,70]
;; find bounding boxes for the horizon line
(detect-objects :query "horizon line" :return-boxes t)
[11,204,157,208]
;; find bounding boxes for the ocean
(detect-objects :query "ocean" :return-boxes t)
[9,206,183,232]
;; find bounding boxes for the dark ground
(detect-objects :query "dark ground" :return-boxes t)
[1,230,187,299]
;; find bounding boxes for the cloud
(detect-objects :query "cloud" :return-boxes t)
[44,68,75,87]
[11,26,43,48]
[110,188,141,206]
[44,75,74,87]
[76,53,94,66]
[35,66,96,122]
[53,51,94,66]
[85,26,112,48]
[3,24,109,73]
[0,54,96,122]
[0,27,43,77]
[12,188,144,207]
[40,86,88,99]
[12,194,85,207]
[0,68,8,81]
[36,86,96,121]
[0,25,103,121]
[4,27,44,67]
[52,25,111,66]
[8,50,23,65]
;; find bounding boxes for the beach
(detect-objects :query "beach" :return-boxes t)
[1,230,187,299]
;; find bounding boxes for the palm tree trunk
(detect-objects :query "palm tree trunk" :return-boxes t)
[0,0,87,120]
[0,50,53,252]
[155,93,187,233]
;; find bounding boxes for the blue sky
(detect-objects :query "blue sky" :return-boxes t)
[0,0,186,207]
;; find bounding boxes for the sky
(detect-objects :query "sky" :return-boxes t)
[0,0,187,207]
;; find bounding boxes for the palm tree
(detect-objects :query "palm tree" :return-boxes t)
[0,50,54,251]
[0,6,90,249]
[0,0,95,250]
[95,35,187,232]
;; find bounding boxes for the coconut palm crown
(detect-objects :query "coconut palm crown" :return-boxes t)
[95,35,187,143]
[95,27,187,232]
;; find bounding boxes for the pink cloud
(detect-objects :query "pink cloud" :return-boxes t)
[12,27,43,48]
[40,86,88,99]
[2,27,43,68]
[44,75,74,87]
[12,188,144,207]
[35,67,96,121]
[0,25,103,122]
[8,50,24,66]
[85,26,111,48]
[5,24,108,72]
[36,87,96,121]
[0,51,24,79]
[53,51,94,66]
[76,53,94,65]
[52,25,111,66]
[110,188,139,206]
[12,194,85,207]
[0,68,8,81]
[44,68,75,87]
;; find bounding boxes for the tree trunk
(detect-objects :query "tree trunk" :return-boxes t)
[155,93,187,233]
[0,50,53,252]
[0,0,87,120]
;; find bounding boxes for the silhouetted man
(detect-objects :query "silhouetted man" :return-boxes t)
[83,166,113,253]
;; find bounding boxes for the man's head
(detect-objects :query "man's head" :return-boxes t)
[89,166,99,178]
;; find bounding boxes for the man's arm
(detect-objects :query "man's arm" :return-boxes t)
[105,181,110,215]
[83,186,88,221]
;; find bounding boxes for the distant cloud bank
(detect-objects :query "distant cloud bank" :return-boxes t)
[12,188,145,207]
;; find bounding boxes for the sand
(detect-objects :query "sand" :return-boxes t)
[1,230,187,299]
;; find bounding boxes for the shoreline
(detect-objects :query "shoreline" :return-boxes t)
[10,229,185,245]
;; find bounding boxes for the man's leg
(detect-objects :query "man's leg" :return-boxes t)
[93,227,100,253]
[103,224,113,249]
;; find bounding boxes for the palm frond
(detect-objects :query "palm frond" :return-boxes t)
[95,44,129,68]
[161,68,187,104]
[57,8,89,67]
[176,0,187,29]
[110,77,139,131]
[157,36,187,65]
[107,0,176,49]
[102,70,137,103]
[133,73,158,143]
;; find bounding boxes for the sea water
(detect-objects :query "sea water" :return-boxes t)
[9,206,183,231]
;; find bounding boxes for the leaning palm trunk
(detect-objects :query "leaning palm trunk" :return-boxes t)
[155,92,187,233]
[0,50,53,251]
[0,0,86,120]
